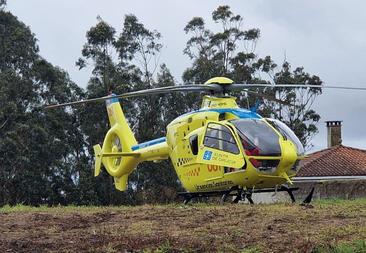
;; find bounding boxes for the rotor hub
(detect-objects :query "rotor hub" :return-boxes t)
[204,77,234,85]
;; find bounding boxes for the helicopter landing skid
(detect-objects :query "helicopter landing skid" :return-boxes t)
[232,189,254,204]
[178,185,302,205]
[178,188,239,205]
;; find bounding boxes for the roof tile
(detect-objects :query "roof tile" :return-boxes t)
[298,145,366,177]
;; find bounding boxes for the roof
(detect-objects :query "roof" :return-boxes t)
[298,145,366,177]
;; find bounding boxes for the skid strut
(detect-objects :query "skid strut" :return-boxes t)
[178,185,305,205]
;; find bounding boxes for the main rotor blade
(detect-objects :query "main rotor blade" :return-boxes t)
[45,84,222,109]
[45,95,111,109]
[227,83,366,91]
[115,84,222,98]
[243,90,293,106]
[45,81,366,109]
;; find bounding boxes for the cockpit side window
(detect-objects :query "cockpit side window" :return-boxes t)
[204,123,240,154]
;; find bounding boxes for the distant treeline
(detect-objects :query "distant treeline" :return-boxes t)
[0,1,322,206]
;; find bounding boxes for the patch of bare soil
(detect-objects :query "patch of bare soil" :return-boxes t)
[0,202,365,253]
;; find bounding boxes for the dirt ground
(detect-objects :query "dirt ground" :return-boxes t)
[0,200,365,253]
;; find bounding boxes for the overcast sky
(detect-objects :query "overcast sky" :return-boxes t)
[6,0,366,152]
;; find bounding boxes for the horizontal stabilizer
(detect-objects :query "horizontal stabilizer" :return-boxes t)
[101,152,141,157]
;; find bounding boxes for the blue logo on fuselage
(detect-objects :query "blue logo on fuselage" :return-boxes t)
[203,150,213,160]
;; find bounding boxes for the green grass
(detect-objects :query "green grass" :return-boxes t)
[314,198,366,205]
[313,240,366,253]
[1,198,365,213]
[240,246,262,253]
[1,200,365,252]
[0,204,131,213]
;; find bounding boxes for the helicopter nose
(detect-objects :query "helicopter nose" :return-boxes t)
[277,140,298,176]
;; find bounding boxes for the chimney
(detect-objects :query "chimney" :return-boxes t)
[326,121,342,148]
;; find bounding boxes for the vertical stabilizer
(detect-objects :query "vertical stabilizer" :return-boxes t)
[105,96,137,149]
[94,95,169,192]
[93,96,139,191]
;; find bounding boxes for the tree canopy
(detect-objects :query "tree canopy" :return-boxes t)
[0,0,6,10]
[76,15,182,205]
[0,9,84,205]
[183,5,322,149]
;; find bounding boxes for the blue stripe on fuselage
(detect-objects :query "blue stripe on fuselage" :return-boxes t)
[177,108,261,119]
[131,137,166,151]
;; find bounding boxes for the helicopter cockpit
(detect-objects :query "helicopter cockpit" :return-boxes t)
[230,118,304,156]
[228,118,304,173]
[232,119,281,157]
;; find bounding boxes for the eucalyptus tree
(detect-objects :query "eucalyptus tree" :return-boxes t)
[0,0,6,10]
[0,8,84,206]
[77,15,181,204]
[183,5,322,148]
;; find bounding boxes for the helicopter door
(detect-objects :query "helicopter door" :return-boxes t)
[197,122,245,169]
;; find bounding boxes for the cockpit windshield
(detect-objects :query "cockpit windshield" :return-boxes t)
[231,119,281,156]
[265,118,305,155]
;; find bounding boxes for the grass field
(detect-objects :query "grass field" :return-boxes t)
[0,199,365,253]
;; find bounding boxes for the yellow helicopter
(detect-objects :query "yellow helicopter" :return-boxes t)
[46,77,366,204]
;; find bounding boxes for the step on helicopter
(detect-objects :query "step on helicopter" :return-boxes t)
[46,77,366,204]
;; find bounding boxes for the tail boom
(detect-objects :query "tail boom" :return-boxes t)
[94,140,169,191]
